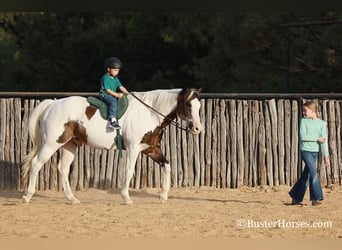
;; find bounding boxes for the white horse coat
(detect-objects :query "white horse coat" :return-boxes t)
[21,88,202,204]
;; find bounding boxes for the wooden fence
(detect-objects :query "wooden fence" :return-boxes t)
[0,92,341,191]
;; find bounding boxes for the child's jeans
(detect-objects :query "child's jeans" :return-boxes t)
[99,93,118,119]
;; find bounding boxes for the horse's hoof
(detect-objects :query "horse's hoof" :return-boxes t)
[124,200,133,205]
[121,198,133,205]
[159,194,168,203]
[22,195,30,203]
[71,199,80,204]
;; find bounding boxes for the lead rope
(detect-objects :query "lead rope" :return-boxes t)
[129,92,188,131]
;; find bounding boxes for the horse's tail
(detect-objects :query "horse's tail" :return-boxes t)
[21,99,54,184]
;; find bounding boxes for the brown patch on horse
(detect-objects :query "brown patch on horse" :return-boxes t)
[57,121,88,145]
[176,89,193,119]
[73,122,88,144]
[85,105,97,120]
[141,126,168,165]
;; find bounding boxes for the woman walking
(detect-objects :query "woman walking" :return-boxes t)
[289,101,329,206]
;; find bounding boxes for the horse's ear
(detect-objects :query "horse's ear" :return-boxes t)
[192,88,202,98]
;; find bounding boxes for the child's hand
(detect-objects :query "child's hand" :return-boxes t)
[323,156,330,165]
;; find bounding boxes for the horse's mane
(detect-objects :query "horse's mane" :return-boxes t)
[131,88,182,113]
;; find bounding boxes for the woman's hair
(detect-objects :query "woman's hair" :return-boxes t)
[304,100,318,114]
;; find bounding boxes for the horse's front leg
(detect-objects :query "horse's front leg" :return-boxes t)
[147,147,170,203]
[121,147,140,205]
[160,162,171,203]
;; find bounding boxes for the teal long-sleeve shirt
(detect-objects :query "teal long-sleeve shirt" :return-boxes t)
[300,117,329,156]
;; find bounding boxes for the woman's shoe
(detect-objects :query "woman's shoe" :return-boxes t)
[312,200,322,206]
[291,199,303,205]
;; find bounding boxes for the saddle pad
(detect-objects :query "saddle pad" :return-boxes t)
[87,95,128,120]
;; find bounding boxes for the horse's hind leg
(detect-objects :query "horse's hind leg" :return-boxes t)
[23,144,59,203]
[58,142,80,204]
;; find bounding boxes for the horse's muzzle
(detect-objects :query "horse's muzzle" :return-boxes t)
[187,121,202,135]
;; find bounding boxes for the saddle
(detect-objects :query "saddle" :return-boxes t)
[86,95,129,120]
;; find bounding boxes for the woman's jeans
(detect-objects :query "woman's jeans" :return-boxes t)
[289,151,323,202]
[99,93,118,119]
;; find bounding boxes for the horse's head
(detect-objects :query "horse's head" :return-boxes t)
[176,88,203,135]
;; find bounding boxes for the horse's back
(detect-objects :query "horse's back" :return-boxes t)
[55,96,88,106]
[42,96,89,124]
[49,96,87,110]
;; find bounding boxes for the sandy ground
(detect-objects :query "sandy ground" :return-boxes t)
[0,185,341,239]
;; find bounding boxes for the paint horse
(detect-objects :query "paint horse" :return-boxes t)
[21,88,203,204]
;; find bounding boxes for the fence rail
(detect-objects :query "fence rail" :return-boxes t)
[0,92,341,190]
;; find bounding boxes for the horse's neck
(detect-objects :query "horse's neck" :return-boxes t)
[134,89,180,115]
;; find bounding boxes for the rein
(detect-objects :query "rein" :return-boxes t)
[129,92,189,131]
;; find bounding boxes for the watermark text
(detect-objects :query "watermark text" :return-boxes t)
[236,219,332,229]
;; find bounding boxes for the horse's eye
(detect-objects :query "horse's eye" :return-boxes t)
[186,102,191,107]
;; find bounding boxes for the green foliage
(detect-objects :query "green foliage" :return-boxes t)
[0,12,341,93]
[0,13,18,85]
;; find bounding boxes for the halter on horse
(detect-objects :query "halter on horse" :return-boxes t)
[21,88,203,204]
